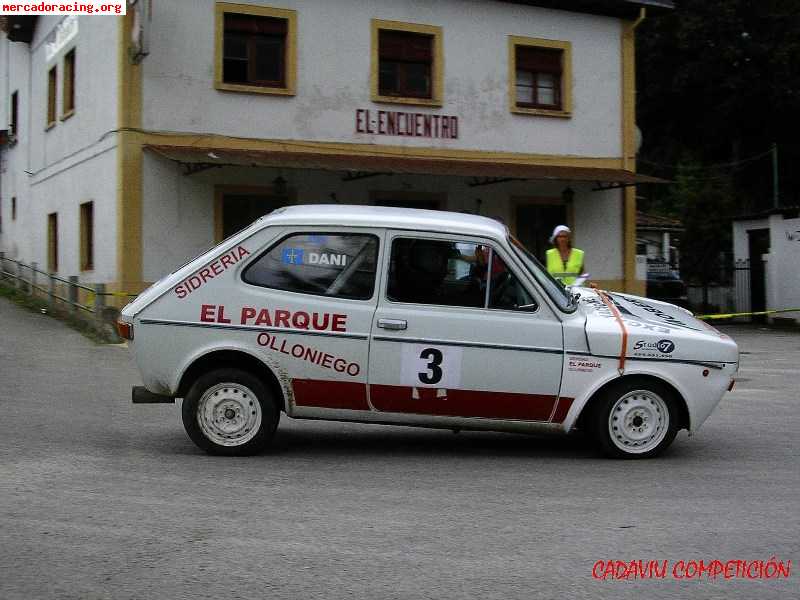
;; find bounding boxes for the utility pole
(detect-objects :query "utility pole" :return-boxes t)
[772,142,779,209]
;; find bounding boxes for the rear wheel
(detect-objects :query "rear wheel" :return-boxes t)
[590,379,679,459]
[181,368,279,456]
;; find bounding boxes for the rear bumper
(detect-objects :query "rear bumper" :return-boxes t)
[132,386,175,404]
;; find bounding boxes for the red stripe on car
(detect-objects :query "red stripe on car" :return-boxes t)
[292,379,370,410]
[369,385,558,421]
[550,397,575,424]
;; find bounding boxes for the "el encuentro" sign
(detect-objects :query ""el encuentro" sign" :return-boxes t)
[355,109,459,139]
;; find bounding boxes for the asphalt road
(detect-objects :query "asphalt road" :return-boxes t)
[0,297,797,600]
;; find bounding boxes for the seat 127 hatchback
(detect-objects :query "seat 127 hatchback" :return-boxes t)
[118,205,738,459]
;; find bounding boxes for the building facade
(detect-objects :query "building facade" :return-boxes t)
[0,0,669,298]
[732,208,800,325]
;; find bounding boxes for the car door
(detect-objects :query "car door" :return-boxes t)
[367,230,564,422]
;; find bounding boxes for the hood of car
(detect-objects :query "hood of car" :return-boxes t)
[577,289,738,364]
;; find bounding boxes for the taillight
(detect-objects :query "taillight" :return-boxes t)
[117,320,133,340]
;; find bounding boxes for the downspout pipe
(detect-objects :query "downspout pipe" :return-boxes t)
[623,7,646,172]
[622,7,646,293]
[634,7,647,29]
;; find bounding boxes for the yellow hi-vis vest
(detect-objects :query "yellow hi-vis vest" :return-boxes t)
[546,248,584,285]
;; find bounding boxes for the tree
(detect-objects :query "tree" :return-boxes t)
[636,0,800,214]
[666,161,737,310]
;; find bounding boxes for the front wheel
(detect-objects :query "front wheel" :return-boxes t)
[181,368,279,456]
[589,379,679,459]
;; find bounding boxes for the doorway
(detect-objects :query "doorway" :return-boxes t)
[514,200,570,262]
[214,186,291,242]
[747,228,769,322]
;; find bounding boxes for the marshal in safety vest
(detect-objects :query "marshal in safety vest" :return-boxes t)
[546,248,584,285]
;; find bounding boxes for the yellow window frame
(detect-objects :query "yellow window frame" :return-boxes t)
[46,66,57,129]
[371,19,443,107]
[214,2,297,96]
[508,35,572,118]
[62,47,76,120]
[80,201,94,271]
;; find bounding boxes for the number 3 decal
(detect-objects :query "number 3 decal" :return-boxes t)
[401,344,462,388]
[418,348,443,384]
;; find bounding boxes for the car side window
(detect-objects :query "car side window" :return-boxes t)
[387,237,538,311]
[243,233,379,300]
[387,238,488,308]
[488,255,538,311]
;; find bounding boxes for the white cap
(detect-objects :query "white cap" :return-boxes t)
[550,225,571,244]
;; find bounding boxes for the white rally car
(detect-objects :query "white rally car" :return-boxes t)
[119,205,738,458]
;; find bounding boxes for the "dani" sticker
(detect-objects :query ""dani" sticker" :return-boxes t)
[281,248,348,267]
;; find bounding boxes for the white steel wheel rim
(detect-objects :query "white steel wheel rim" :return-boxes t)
[608,389,669,454]
[197,383,262,447]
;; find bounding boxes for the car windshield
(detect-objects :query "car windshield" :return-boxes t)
[508,235,575,312]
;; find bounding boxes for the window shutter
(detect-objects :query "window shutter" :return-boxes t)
[224,13,287,36]
[516,46,561,73]
[379,30,433,62]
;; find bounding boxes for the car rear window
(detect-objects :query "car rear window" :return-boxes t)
[243,232,379,300]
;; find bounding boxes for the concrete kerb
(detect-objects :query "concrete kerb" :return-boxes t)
[0,253,122,343]
[0,280,122,343]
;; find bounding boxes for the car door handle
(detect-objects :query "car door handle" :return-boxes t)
[377,318,407,330]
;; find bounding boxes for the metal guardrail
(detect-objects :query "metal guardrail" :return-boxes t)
[0,252,137,333]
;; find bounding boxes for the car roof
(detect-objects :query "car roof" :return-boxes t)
[260,204,509,239]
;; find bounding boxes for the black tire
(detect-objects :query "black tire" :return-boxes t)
[181,368,279,456]
[588,378,679,459]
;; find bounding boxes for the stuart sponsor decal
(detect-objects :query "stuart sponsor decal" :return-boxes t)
[657,339,675,353]
[256,332,361,376]
[174,246,250,299]
[198,304,348,332]
[632,339,676,357]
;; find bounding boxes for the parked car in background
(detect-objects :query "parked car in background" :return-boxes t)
[647,269,689,309]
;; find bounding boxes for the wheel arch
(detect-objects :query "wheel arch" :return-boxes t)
[574,373,690,433]
[176,348,287,412]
